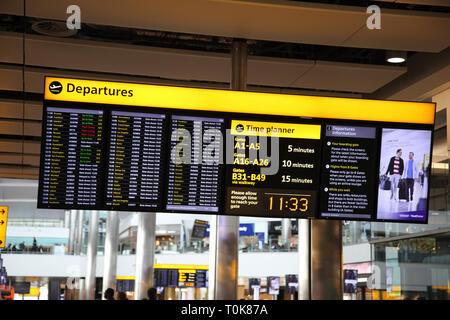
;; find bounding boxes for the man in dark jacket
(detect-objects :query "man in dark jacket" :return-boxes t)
[385,149,404,200]
[104,288,115,300]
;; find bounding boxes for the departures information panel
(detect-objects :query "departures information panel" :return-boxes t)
[39,107,104,208]
[39,76,436,223]
[106,111,166,210]
[165,115,224,213]
[225,120,321,218]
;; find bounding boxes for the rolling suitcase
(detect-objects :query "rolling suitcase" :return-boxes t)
[398,179,408,200]
[379,176,391,190]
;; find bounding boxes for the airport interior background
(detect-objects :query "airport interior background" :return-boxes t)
[0,1,449,300]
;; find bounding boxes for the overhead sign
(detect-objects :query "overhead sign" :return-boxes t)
[39,77,436,224]
[44,77,435,124]
[0,207,8,248]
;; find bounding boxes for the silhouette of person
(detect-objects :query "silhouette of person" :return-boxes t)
[104,288,115,300]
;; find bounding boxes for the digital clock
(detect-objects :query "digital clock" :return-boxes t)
[265,193,311,214]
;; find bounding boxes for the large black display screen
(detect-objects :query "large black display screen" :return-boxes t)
[39,77,436,223]
[106,111,166,210]
[165,115,224,212]
[38,107,104,209]
[319,125,377,220]
[225,119,321,218]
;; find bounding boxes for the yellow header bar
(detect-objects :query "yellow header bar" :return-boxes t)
[230,120,321,139]
[44,77,435,125]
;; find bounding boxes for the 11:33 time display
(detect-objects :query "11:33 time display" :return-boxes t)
[266,193,310,214]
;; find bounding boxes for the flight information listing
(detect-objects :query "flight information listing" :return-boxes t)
[38,107,104,208]
[225,120,321,218]
[166,115,224,212]
[106,111,166,210]
[319,125,377,219]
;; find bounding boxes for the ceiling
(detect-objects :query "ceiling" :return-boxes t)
[1,0,448,52]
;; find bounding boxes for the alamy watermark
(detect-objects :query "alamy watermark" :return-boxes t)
[170,128,280,176]
[66,5,81,30]
[366,5,381,30]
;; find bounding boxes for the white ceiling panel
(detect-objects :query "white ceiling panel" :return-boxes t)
[24,102,43,121]
[345,9,450,52]
[23,155,40,166]
[247,56,314,87]
[23,122,41,137]
[0,140,40,155]
[377,0,450,6]
[0,100,23,119]
[0,139,23,154]
[23,0,450,52]
[0,165,38,179]
[0,1,23,15]
[23,141,40,155]
[0,65,23,91]
[293,61,407,93]
[0,153,21,165]
[0,32,23,64]
[25,0,364,47]
[0,119,23,135]
[25,35,231,83]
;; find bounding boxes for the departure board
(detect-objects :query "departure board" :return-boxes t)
[195,269,208,288]
[106,111,166,210]
[225,120,321,218]
[39,77,436,224]
[165,115,224,212]
[38,107,104,208]
[154,269,178,287]
[178,269,197,287]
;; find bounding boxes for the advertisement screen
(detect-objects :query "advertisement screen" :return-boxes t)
[376,128,432,223]
[267,276,280,295]
[285,274,298,294]
[344,269,358,294]
[248,278,261,295]
[191,219,209,239]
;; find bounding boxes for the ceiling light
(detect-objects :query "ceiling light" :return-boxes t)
[386,51,407,64]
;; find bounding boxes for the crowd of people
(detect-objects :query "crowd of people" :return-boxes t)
[0,237,46,254]
[103,287,161,300]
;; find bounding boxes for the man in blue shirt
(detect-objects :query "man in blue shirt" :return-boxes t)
[403,152,419,202]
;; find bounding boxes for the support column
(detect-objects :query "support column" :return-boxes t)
[78,278,85,300]
[281,219,292,250]
[64,210,70,228]
[68,210,77,254]
[134,212,156,300]
[85,210,99,300]
[75,210,84,255]
[209,39,247,300]
[102,211,120,299]
[311,219,343,300]
[298,219,311,300]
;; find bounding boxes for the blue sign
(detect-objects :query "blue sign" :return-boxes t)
[256,232,265,242]
[239,223,255,236]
